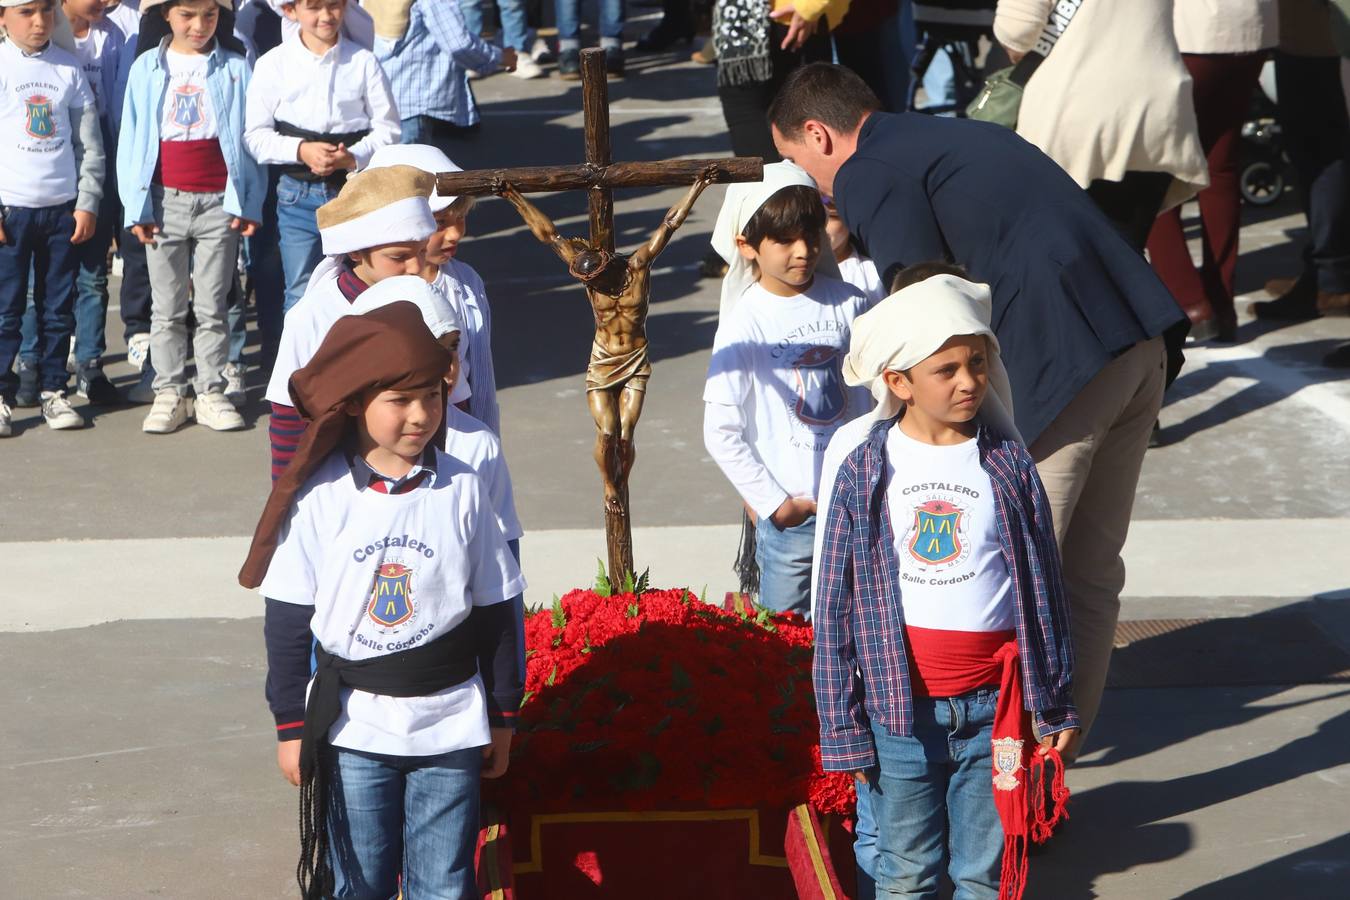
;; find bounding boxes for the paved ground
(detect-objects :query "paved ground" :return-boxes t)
[3,33,1350,899]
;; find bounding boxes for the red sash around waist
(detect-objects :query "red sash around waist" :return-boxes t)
[156,139,228,194]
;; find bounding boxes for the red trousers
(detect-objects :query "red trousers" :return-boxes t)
[1146,52,1266,324]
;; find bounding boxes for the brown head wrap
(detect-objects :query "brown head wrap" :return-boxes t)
[239,302,453,588]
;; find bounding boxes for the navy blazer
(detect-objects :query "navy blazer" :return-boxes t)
[834,112,1185,442]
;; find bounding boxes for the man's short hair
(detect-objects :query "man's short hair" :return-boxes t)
[768,63,882,141]
[889,261,969,294]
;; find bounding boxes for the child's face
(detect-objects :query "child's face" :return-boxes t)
[353,382,444,463]
[350,241,429,285]
[436,331,462,396]
[62,0,106,25]
[737,231,821,297]
[884,335,989,428]
[283,0,344,45]
[824,205,850,257]
[1,1,56,54]
[163,0,219,53]
[424,210,468,266]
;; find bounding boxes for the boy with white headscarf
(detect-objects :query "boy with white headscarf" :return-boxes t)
[812,268,1077,900]
[704,161,871,616]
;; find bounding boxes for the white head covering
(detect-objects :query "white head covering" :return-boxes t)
[709,161,839,320]
[841,274,1021,442]
[365,143,462,212]
[345,275,472,404]
[1,0,77,53]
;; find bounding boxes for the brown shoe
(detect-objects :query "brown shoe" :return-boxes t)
[691,37,716,65]
[1264,276,1297,297]
[1316,291,1350,315]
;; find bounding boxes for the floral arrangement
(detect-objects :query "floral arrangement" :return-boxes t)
[495,574,856,818]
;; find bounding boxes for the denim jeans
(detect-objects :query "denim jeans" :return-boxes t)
[554,0,625,48]
[250,169,285,370]
[0,203,78,402]
[754,513,815,617]
[119,222,153,340]
[143,187,239,396]
[866,689,1002,899]
[460,0,531,50]
[326,745,483,900]
[275,174,339,313]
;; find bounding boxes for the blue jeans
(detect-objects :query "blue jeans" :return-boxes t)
[0,203,78,402]
[275,174,339,313]
[754,513,815,617]
[326,745,483,900]
[865,689,1002,899]
[460,0,531,50]
[554,0,625,48]
[250,170,285,370]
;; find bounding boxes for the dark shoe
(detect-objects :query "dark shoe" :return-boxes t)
[14,357,39,407]
[635,20,694,52]
[1323,342,1350,368]
[1253,291,1319,321]
[1214,310,1238,343]
[1186,317,1217,343]
[604,46,625,78]
[1316,290,1350,316]
[76,363,121,405]
[1264,276,1297,297]
[557,48,581,80]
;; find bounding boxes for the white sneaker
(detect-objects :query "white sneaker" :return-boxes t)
[194,390,245,431]
[224,362,247,407]
[465,68,481,79]
[40,391,84,430]
[143,389,192,434]
[530,36,554,63]
[512,54,545,79]
[66,352,77,375]
[0,401,12,437]
[127,333,151,372]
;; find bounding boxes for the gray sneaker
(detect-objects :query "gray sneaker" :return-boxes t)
[194,390,245,431]
[15,358,39,407]
[224,361,247,407]
[142,389,192,434]
[0,401,12,437]
[40,391,84,430]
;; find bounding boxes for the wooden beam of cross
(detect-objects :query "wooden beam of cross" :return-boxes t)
[436,49,763,583]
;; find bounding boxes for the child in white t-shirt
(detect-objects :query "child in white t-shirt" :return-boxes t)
[825,195,884,304]
[704,163,872,616]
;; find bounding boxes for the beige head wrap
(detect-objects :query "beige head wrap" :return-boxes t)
[364,0,414,40]
[366,143,462,212]
[317,164,437,256]
[842,274,1021,442]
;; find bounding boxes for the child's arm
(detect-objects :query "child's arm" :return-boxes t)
[630,164,720,270]
[68,101,104,244]
[344,56,400,171]
[229,59,265,235]
[264,598,313,785]
[703,401,810,527]
[242,54,303,167]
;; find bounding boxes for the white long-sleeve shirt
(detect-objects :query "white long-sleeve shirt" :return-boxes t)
[243,32,398,170]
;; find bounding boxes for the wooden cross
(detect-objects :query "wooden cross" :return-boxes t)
[436,49,762,583]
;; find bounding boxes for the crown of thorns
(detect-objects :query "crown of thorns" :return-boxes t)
[569,249,618,282]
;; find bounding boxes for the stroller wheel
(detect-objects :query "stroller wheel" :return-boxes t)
[1240,161,1284,206]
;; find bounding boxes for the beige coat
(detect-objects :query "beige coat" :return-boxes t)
[1174,0,1279,54]
[994,0,1209,211]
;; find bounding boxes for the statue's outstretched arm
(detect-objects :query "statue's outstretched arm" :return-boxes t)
[494,179,579,266]
[631,164,720,269]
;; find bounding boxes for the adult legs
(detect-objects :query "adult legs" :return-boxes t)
[1085,171,1173,253]
[1028,337,1167,750]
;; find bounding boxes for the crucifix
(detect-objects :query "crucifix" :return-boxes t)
[436,49,763,584]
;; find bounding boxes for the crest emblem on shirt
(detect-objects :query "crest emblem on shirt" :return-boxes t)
[792,345,847,427]
[367,562,415,628]
[992,737,1023,791]
[908,499,964,565]
[24,95,55,139]
[170,85,205,131]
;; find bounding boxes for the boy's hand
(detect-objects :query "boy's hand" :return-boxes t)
[331,143,357,173]
[0,219,7,244]
[130,223,159,246]
[231,217,259,237]
[770,496,816,530]
[71,210,97,244]
[277,739,302,786]
[500,47,518,72]
[852,770,868,785]
[298,140,338,176]
[481,727,513,779]
[1038,727,1081,760]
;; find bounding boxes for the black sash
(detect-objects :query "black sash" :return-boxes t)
[273,120,371,188]
[297,623,478,899]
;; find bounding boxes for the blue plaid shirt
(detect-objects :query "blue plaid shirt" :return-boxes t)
[374,0,503,127]
[813,417,1079,772]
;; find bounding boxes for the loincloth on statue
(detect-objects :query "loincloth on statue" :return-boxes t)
[586,340,652,393]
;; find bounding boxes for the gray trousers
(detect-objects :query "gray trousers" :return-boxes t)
[144,187,239,396]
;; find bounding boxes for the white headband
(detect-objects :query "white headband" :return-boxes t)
[842,274,1021,441]
[365,143,462,211]
[346,275,461,338]
[709,161,839,320]
[319,194,435,256]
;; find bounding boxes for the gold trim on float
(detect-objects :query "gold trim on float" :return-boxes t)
[792,803,837,900]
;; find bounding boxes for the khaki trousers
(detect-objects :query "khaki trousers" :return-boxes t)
[1029,337,1167,749]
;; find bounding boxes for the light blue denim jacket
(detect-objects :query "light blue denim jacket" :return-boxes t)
[118,38,264,228]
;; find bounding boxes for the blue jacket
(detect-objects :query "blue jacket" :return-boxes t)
[834,113,1186,443]
[118,39,264,228]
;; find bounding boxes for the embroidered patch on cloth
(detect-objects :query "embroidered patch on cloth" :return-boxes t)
[992,737,1023,791]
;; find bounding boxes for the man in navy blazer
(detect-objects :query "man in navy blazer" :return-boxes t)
[770,63,1187,760]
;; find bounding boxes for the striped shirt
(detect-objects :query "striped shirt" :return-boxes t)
[373,0,502,127]
[813,417,1078,772]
